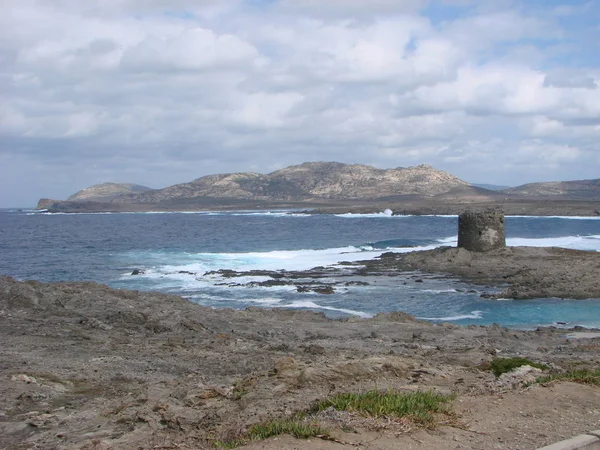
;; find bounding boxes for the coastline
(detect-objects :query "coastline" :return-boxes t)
[35,198,600,217]
[186,245,600,302]
[2,276,600,449]
[358,246,600,300]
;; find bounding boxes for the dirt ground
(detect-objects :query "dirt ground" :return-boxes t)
[1,275,599,450]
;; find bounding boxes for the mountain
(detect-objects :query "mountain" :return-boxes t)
[109,162,469,205]
[36,163,600,215]
[472,183,512,191]
[67,183,153,202]
[503,179,600,199]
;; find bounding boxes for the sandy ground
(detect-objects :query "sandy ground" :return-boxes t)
[1,274,600,450]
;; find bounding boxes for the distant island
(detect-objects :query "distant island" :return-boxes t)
[37,162,600,216]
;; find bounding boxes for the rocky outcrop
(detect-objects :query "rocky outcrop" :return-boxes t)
[503,179,600,199]
[36,198,60,210]
[67,182,153,202]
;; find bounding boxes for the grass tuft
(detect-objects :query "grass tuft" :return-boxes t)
[214,417,327,448]
[215,390,456,447]
[486,357,548,377]
[536,369,600,386]
[247,419,327,440]
[312,390,455,424]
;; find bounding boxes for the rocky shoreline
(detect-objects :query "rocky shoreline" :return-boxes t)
[2,272,600,449]
[362,246,600,300]
[151,245,600,301]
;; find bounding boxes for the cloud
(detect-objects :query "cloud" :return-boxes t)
[275,0,427,18]
[121,28,260,72]
[0,0,599,205]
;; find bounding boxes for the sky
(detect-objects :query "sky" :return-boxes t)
[1,0,599,207]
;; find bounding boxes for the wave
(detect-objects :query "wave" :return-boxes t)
[335,209,394,218]
[365,237,444,249]
[29,209,308,216]
[418,310,484,321]
[422,234,600,251]
[243,297,284,305]
[509,215,600,220]
[506,235,600,251]
[117,232,600,295]
[278,300,373,318]
[420,289,459,294]
[120,238,449,283]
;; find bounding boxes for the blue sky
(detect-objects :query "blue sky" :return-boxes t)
[1,0,599,206]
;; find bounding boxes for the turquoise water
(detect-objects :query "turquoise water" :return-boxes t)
[1,209,599,328]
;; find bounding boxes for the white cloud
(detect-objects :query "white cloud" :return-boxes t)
[1,0,599,205]
[275,0,426,18]
[121,28,260,72]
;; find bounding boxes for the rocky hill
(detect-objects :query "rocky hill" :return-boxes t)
[67,183,153,202]
[503,179,600,198]
[111,162,469,204]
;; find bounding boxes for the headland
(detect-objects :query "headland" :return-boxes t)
[2,266,600,449]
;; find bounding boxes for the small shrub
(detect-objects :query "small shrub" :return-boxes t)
[536,369,600,386]
[488,358,548,377]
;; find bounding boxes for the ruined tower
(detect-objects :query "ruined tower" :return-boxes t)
[457,209,506,252]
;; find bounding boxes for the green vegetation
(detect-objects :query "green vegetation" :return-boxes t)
[215,390,455,448]
[536,369,600,386]
[246,419,327,440]
[484,357,548,377]
[214,417,327,448]
[313,390,455,424]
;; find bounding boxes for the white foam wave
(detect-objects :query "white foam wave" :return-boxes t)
[509,215,600,220]
[419,310,484,321]
[126,240,447,285]
[120,232,600,294]
[507,235,600,251]
[436,236,458,245]
[421,289,458,293]
[335,209,394,218]
[229,211,308,217]
[434,235,600,252]
[280,300,373,318]
[245,297,283,305]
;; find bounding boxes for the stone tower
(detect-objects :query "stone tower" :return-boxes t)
[457,209,506,252]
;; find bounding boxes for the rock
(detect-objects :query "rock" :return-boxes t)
[26,413,58,428]
[11,374,38,384]
[131,269,144,275]
[314,286,335,295]
[296,285,335,294]
[494,365,543,390]
[36,198,59,210]
[458,209,506,252]
[303,344,326,355]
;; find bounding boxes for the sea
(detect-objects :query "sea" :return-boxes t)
[1,208,600,329]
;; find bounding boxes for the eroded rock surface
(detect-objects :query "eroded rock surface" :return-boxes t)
[1,277,600,449]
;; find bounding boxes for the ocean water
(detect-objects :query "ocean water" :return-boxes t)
[1,208,600,329]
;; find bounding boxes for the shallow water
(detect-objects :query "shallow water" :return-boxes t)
[1,209,599,328]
